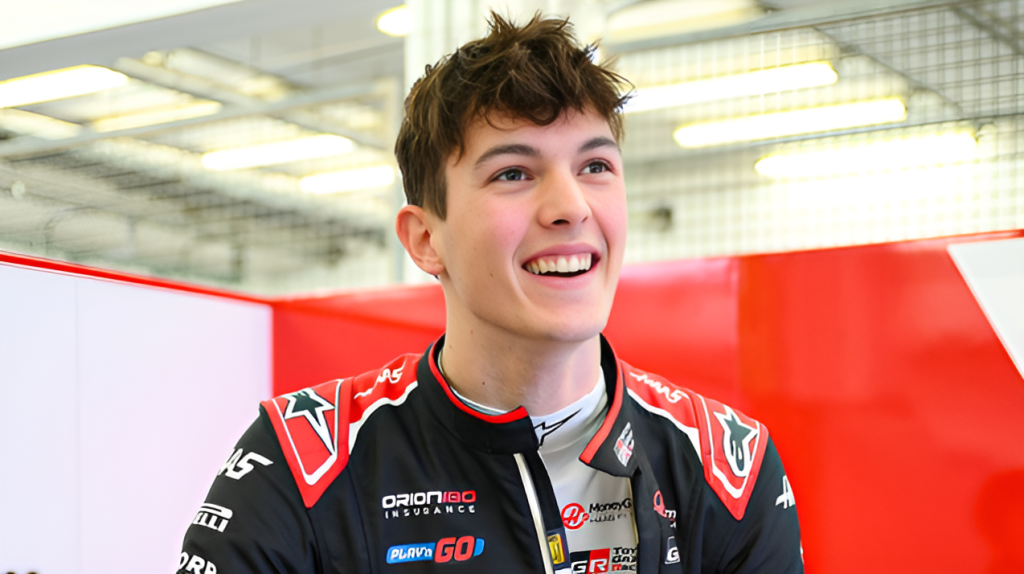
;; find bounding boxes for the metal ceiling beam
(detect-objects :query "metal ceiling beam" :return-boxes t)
[951,3,1024,57]
[605,0,958,53]
[0,79,389,159]
[111,57,391,150]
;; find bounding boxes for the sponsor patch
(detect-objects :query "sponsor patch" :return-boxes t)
[381,489,477,520]
[283,389,337,452]
[534,410,580,447]
[548,532,566,565]
[192,503,232,533]
[570,547,637,573]
[561,498,634,529]
[664,536,680,564]
[776,475,796,509]
[693,395,769,520]
[613,422,634,466]
[219,448,272,480]
[179,552,217,574]
[652,490,677,525]
[588,497,633,524]
[386,536,484,564]
[714,406,758,477]
[561,502,590,530]
[629,371,688,404]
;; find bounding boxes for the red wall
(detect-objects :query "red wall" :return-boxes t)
[736,234,1023,574]
[272,231,1024,573]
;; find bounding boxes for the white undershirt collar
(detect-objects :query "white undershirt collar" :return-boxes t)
[439,346,607,451]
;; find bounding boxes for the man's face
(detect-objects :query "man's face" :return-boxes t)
[430,108,627,343]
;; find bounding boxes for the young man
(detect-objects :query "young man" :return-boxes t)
[178,14,802,574]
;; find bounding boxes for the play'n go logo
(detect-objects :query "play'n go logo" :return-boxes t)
[386,535,485,564]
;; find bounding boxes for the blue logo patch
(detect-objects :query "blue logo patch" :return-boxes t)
[387,543,435,564]
[386,536,485,564]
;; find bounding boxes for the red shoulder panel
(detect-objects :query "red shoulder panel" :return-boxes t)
[620,360,698,428]
[262,353,420,508]
[691,394,769,520]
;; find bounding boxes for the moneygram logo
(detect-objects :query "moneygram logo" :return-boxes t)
[386,536,485,564]
[562,498,633,529]
[561,502,590,530]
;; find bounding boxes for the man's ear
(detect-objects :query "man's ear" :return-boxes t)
[396,205,445,277]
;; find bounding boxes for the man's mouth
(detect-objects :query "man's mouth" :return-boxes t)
[524,253,594,277]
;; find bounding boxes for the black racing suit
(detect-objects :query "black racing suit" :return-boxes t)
[177,336,803,573]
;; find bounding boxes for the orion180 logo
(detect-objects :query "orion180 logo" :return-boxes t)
[381,489,477,519]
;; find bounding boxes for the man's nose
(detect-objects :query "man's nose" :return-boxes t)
[538,169,591,227]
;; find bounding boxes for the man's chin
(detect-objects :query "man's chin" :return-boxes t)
[529,320,607,345]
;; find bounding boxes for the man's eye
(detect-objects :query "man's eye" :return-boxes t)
[496,168,526,181]
[582,161,609,174]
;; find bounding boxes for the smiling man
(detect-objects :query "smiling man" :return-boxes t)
[178,13,802,574]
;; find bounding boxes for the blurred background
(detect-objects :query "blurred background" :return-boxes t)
[2,0,1020,295]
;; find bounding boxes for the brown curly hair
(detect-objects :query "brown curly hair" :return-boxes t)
[394,12,632,219]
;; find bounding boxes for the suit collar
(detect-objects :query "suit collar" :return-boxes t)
[415,334,645,465]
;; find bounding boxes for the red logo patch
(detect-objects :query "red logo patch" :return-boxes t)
[561,502,590,529]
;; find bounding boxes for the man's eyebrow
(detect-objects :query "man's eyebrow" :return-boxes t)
[474,144,540,167]
[579,136,619,153]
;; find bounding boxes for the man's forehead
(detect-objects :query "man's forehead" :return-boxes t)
[453,108,617,165]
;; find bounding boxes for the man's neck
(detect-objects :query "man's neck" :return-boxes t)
[439,324,602,417]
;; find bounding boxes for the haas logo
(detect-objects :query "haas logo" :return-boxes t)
[377,366,404,385]
[561,502,590,529]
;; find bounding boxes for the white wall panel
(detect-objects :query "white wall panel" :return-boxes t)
[949,237,1024,380]
[0,263,271,574]
[0,265,80,574]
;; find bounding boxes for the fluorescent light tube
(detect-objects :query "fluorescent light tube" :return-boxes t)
[300,165,396,194]
[755,132,978,178]
[92,101,222,132]
[673,97,907,148]
[377,5,411,37]
[0,0,243,50]
[607,0,762,42]
[202,135,355,171]
[0,109,81,139]
[0,65,128,108]
[624,62,838,113]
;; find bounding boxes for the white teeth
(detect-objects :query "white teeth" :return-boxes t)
[526,253,595,275]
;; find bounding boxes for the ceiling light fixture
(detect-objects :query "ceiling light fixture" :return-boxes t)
[300,165,396,194]
[0,0,243,50]
[202,134,355,171]
[0,109,81,139]
[0,65,128,108]
[607,0,763,43]
[92,101,222,132]
[624,62,839,113]
[377,5,412,37]
[673,97,907,148]
[755,131,978,178]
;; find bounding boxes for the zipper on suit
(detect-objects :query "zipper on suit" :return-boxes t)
[515,453,555,574]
